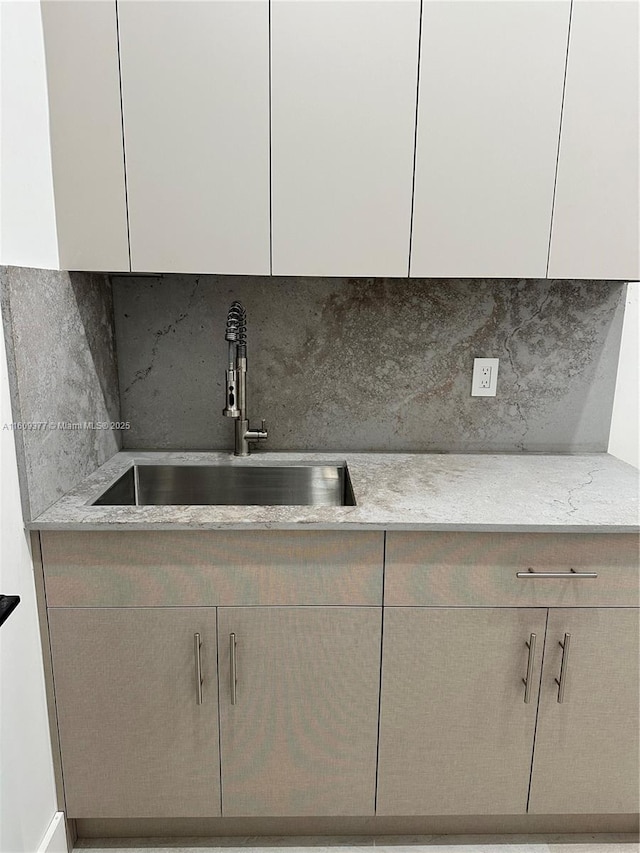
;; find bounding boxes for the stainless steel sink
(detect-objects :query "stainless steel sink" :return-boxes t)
[92,464,356,507]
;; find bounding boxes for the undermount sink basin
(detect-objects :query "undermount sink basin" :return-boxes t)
[92,464,356,507]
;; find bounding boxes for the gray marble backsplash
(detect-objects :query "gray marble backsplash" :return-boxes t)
[1,266,121,520]
[111,275,626,454]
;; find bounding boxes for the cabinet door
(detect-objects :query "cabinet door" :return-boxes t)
[41,0,129,271]
[218,606,381,815]
[377,607,547,815]
[271,0,419,276]
[529,608,639,814]
[49,608,220,818]
[548,0,639,280]
[118,0,270,274]
[410,0,570,278]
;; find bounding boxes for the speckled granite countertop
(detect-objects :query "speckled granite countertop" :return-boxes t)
[28,451,639,533]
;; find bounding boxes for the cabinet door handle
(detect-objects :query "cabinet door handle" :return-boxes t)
[516,568,598,579]
[555,632,571,703]
[230,632,237,705]
[194,633,203,706]
[522,633,536,704]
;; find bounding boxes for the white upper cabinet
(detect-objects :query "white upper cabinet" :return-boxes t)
[118,0,270,275]
[27,0,639,277]
[410,0,571,279]
[271,0,420,277]
[548,0,639,281]
[41,0,129,271]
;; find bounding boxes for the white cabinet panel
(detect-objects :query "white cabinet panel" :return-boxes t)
[118,0,270,274]
[410,1,570,278]
[548,0,639,280]
[41,0,129,271]
[271,0,419,276]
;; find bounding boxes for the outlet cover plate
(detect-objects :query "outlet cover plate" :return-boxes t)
[472,357,499,397]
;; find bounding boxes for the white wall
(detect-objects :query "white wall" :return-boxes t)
[0,0,58,268]
[608,282,640,468]
[0,323,62,852]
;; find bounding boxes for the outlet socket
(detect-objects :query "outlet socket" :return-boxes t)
[472,357,499,397]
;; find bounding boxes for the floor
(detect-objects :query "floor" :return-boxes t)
[73,834,640,853]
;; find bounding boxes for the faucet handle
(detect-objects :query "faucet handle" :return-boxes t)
[245,419,268,445]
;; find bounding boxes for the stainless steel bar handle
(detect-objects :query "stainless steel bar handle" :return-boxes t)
[522,633,536,704]
[194,633,203,706]
[230,632,237,706]
[555,632,571,704]
[516,568,598,579]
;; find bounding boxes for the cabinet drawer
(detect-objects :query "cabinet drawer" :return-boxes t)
[385,533,639,607]
[42,531,383,607]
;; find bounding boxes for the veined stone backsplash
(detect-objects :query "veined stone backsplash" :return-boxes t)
[1,266,121,520]
[111,276,626,453]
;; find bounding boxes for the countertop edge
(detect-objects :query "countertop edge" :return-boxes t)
[27,521,640,534]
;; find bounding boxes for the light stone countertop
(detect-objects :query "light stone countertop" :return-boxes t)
[28,451,639,533]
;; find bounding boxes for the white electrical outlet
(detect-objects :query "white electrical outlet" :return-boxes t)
[471,357,499,397]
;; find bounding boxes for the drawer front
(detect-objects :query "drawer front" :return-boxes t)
[42,530,383,607]
[385,532,639,607]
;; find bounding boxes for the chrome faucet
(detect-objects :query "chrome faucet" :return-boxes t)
[222,301,268,456]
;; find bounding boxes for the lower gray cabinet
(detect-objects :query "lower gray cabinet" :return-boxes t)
[217,606,381,816]
[48,607,221,818]
[42,531,639,824]
[376,607,547,815]
[529,608,640,814]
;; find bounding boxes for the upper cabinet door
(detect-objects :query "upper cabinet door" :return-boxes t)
[118,0,270,275]
[271,0,420,277]
[410,1,570,278]
[548,0,639,280]
[41,0,129,271]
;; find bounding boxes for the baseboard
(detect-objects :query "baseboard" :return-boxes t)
[37,813,68,853]
[76,813,640,839]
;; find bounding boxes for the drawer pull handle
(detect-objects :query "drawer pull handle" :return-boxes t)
[230,632,237,706]
[522,633,536,704]
[194,633,203,706]
[516,568,598,579]
[555,632,571,703]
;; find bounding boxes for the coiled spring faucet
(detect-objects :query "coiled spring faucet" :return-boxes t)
[223,301,268,456]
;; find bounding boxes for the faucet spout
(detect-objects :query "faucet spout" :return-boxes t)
[222,302,268,456]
